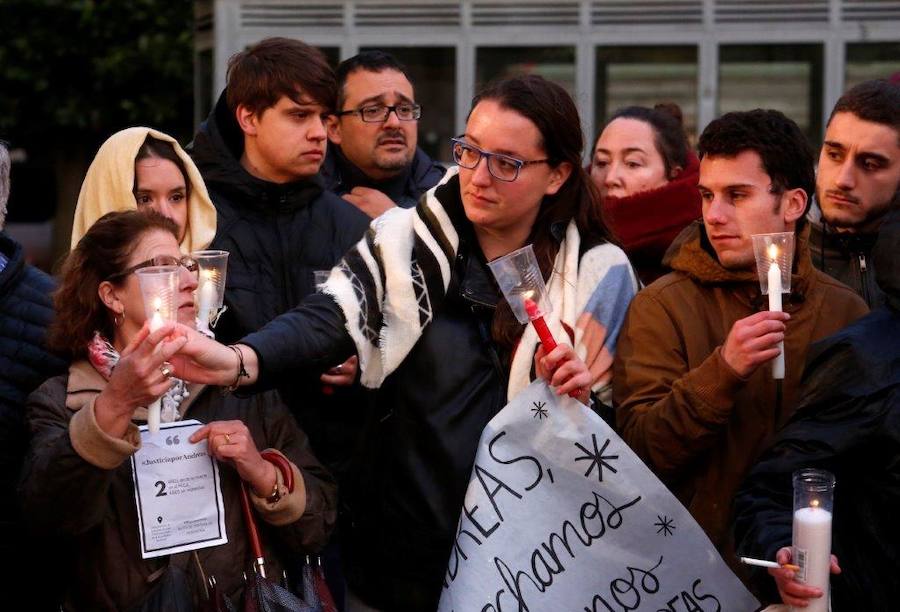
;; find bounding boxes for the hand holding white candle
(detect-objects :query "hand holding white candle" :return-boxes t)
[792,469,835,612]
[135,266,178,435]
[752,233,794,380]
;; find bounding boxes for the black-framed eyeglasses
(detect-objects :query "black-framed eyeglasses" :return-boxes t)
[335,103,422,123]
[450,137,550,183]
[106,255,198,282]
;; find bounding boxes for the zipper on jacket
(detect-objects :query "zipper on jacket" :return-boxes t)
[858,252,871,306]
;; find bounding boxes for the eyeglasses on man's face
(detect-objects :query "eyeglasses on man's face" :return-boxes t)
[451,138,550,183]
[336,103,422,123]
[106,255,198,282]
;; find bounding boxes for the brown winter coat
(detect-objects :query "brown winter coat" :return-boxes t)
[613,222,867,564]
[19,360,337,611]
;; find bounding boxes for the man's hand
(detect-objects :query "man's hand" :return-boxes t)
[722,311,790,378]
[769,547,841,608]
[343,187,397,219]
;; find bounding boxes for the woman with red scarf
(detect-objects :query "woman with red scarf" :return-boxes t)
[590,103,701,285]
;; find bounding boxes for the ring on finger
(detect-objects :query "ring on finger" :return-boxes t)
[223,433,231,445]
[160,362,173,379]
[335,363,343,373]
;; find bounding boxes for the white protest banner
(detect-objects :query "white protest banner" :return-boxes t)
[439,381,759,612]
[131,419,227,559]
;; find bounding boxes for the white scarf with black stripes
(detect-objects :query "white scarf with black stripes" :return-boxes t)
[321,165,632,403]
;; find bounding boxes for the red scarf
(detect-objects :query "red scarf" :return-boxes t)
[601,153,701,285]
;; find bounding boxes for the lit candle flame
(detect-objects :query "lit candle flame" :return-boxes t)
[152,296,162,312]
[767,243,779,261]
[811,499,820,508]
[202,269,214,281]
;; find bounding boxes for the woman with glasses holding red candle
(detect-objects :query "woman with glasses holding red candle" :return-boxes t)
[19,210,336,611]
[173,75,638,611]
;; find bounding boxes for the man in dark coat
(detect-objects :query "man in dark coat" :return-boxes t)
[190,38,371,476]
[809,79,900,308]
[734,203,900,610]
[0,142,67,607]
[322,50,445,218]
[190,38,371,608]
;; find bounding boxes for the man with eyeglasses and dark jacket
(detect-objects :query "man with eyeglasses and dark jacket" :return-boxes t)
[323,51,445,218]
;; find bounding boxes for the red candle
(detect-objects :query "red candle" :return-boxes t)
[524,297,557,352]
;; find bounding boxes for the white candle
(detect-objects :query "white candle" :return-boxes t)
[792,504,832,612]
[148,296,164,433]
[197,270,217,331]
[149,297,164,332]
[767,244,785,380]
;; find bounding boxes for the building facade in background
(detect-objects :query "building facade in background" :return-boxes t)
[196,0,900,163]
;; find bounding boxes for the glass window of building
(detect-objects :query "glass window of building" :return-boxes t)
[719,44,824,141]
[595,46,699,143]
[845,43,900,91]
[476,47,577,97]
[360,46,456,163]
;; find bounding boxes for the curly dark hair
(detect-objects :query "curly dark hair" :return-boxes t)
[49,210,178,359]
[828,79,900,140]
[698,109,815,232]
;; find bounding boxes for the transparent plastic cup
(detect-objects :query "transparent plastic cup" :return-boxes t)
[191,250,228,333]
[487,244,551,324]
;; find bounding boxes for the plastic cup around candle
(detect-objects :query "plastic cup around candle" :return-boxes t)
[792,468,835,612]
[191,250,229,336]
[135,265,179,434]
[751,232,794,379]
[486,244,552,325]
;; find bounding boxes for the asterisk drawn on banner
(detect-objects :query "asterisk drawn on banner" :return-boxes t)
[655,515,675,537]
[573,434,618,482]
[531,400,549,420]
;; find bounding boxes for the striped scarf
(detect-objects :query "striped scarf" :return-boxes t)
[322,166,638,402]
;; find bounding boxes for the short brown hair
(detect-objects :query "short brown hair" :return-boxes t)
[50,210,178,359]
[225,37,336,115]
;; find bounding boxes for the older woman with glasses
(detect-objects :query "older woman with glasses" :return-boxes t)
[174,75,639,611]
[19,210,336,611]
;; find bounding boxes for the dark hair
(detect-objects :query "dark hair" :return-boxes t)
[828,79,900,141]
[335,50,413,110]
[470,75,612,348]
[698,109,815,232]
[49,210,179,359]
[135,135,191,198]
[226,37,336,115]
[599,104,689,179]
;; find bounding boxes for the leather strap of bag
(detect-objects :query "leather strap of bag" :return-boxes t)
[238,451,295,579]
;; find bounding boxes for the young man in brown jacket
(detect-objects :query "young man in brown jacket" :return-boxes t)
[613,110,868,570]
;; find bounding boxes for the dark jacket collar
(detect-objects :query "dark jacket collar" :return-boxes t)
[0,233,25,294]
[321,143,445,207]
[873,205,900,312]
[665,221,816,306]
[190,91,325,213]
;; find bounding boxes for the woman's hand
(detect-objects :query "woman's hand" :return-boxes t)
[320,355,358,387]
[94,322,187,438]
[189,420,276,497]
[535,343,592,405]
[769,547,841,608]
[168,324,258,387]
